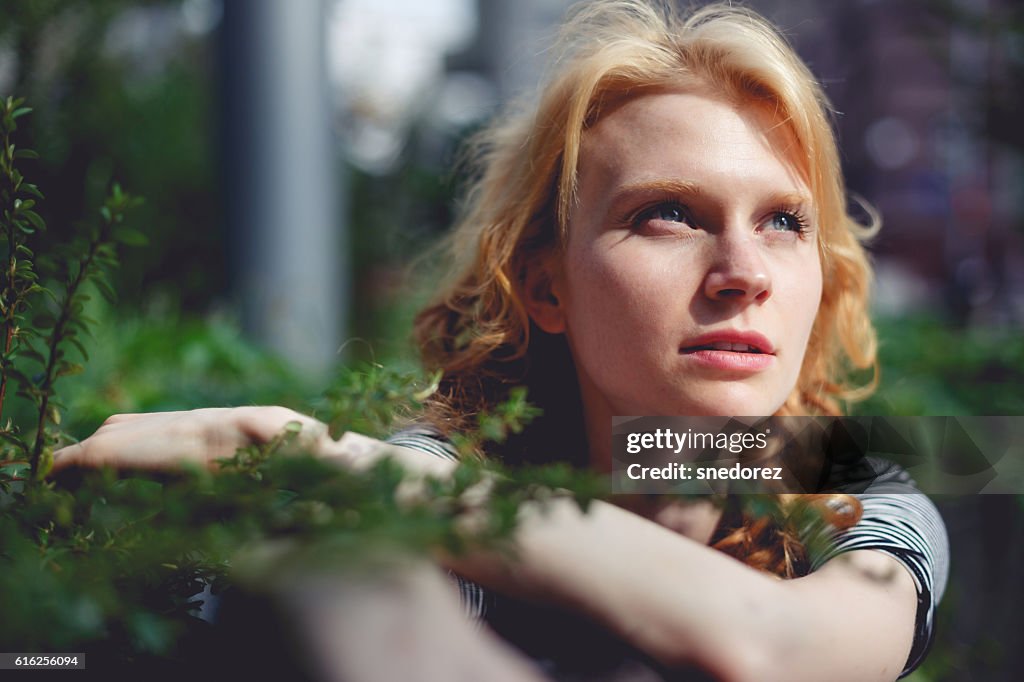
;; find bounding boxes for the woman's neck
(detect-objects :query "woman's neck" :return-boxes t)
[581,396,614,473]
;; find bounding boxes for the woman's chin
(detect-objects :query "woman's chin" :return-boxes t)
[653,387,787,418]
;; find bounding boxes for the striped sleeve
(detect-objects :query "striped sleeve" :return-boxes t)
[387,427,461,462]
[810,459,949,678]
[385,427,489,623]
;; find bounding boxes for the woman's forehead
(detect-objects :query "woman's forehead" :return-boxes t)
[576,90,812,204]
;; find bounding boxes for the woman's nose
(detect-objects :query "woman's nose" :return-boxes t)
[702,233,772,303]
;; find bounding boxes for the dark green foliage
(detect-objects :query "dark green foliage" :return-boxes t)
[855,316,1024,415]
[0,101,603,665]
[0,96,46,435]
[0,432,601,659]
[1,0,223,311]
[319,362,441,439]
[0,97,145,480]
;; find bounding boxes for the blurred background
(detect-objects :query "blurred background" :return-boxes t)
[1,0,1021,679]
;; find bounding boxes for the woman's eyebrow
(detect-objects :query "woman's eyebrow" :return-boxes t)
[605,179,703,214]
[763,191,814,208]
[613,179,702,201]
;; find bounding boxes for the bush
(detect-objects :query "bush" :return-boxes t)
[0,98,603,669]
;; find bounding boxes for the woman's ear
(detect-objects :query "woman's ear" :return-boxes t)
[522,257,567,334]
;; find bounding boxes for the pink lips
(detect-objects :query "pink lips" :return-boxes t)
[680,330,776,372]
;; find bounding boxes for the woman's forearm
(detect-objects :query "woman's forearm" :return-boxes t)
[444,496,783,680]
[442,496,916,682]
[327,434,913,681]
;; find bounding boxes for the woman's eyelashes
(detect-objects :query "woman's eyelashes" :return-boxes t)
[763,207,810,236]
[630,201,696,231]
[626,201,813,239]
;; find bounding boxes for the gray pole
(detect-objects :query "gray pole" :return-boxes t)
[222,0,346,376]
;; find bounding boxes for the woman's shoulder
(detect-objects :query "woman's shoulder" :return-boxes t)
[386,425,460,462]
[820,457,949,592]
[814,457,949,678]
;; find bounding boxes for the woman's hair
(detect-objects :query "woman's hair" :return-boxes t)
[414,0,875,576]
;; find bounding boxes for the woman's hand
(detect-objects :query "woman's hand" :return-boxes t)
[50,407,457,481]
[51,406,337,474]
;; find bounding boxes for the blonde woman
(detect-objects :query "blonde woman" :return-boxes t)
[55,2,947,680]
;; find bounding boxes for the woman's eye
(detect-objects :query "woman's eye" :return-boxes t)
[767,211,807,233]
[636,202,692,227]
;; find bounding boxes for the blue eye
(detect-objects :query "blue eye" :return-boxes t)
[768,210,808,233]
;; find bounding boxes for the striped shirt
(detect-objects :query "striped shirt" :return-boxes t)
[811,457,949,677]
[388,429,949,678]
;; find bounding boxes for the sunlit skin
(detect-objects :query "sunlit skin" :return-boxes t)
[528,89,823,472]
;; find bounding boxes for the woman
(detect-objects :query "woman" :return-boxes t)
[53,1,948,680]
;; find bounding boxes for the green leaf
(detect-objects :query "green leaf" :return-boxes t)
[23,210,45,233]
[38,286,59,305]
[57,362,85,378]
[114,228,147,246]
[32,313,56,328]
[18,348,46,365]
[0,430,28,453]
[20,183,43,199]
[68,336,90,361]
[13,149,39,160]
[93,278,116,303]
[5,366,33,386]
[11,107,32,120]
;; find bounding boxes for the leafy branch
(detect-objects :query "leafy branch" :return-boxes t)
[0,96,44,436]
[28,184,143,479]
[320,361,441,439]
[0,99,143,482]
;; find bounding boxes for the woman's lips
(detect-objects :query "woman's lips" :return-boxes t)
[680,331,776,372]
[680,348,775,371]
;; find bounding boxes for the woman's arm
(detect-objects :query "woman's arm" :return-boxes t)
[51,408,456,478]
[53,410,918,681]
[52,407,336,473]
[277,561,547,682]
[448,496,917,682]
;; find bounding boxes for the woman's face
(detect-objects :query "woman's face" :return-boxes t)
[533,90,822,425]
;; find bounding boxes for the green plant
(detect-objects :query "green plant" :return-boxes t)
[0,99,603,666]
[0,96,143,481]
[0,97,44,433]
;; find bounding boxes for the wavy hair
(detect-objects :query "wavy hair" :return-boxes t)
[413,1,876,576]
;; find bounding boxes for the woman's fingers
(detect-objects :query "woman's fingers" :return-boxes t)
[51,441,87,473]
[52,411,209,473]
[99,412,147,424]
[50,408,283,474]
[48,407,448,479]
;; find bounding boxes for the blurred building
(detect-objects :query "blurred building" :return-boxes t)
[755,0,1023,328]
